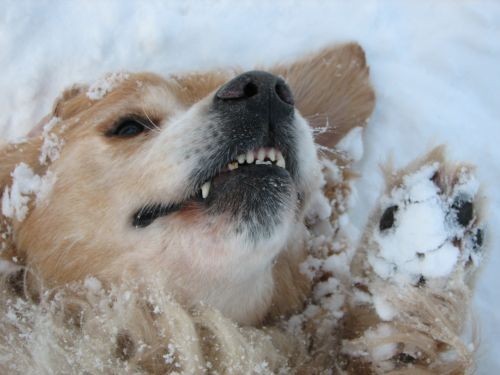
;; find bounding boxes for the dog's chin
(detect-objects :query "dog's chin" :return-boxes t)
[202,163,295,239]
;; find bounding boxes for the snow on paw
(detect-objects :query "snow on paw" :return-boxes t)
[341,149,483,373]
[368,153,483,287]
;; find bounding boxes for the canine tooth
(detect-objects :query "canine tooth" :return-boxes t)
[267,148,276,162]
[257,148,266,162]
[237,154,246,164]
[228,162,238,170]
[246,150,254,164]
[276,152,286,168]
[201,181,211,199]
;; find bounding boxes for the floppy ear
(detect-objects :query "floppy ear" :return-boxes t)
[52,84,91,120]
[29,84,90,137]
[271,43,375,149]
[0,84,85,213]
[0,84,90,266]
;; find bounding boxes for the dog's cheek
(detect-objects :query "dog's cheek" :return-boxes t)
[293,115,323,206]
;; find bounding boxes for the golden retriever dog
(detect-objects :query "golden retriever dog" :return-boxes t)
[0,43,483,374]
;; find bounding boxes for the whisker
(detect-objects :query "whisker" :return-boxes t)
[137,118,160,134]
[140,106,161,133]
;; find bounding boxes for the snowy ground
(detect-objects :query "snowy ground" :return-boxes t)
[1,1,499,372]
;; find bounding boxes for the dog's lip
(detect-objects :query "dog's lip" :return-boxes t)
[132,202,182,228]
[132,147,288,228]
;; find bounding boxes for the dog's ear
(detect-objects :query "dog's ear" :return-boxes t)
[0,85,80,202]
[271,43,375,149]
[52,84,91,119]
[1,82,92,189]
[29,84,90,137]
[0,85,83,262]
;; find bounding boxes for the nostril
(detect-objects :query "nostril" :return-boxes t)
[216,72,294,106]
[275,81,294,105]
[243,82,258,98]
[216,76,258,100]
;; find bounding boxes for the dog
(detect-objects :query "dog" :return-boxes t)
[0,43,483,374]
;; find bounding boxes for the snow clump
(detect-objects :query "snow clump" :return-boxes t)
[87,72,130,100]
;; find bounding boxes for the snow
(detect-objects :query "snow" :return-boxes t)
[2,163,42,221]
[163,343,177,365]
[368,162,481,286]
[35,171,56,206]
[0,1,499,372]
[365,324,398,362]
[0,259,20,274]
[1,161,56,221]
[39,117,63,165]
[372,295,397,321]
[87,72,130,101]
[83,276,103,292]
[370,164,463,283]
[336,127,364,162]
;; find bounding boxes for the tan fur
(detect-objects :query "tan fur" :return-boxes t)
[0,43,480,374]
[272,43,375,149]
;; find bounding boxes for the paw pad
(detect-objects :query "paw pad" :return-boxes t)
[6,269,25,296]
[115,330,136,361]
[369,162,483,284]
[473,229,483,249]
[451,198,474,227]
[379,205,398,231]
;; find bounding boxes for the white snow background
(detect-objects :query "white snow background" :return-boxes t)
[1,0,499,372]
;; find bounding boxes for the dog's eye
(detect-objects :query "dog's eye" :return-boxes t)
[108,118,146,138]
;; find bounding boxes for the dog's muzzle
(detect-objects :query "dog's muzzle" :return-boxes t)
[134,72,301,237]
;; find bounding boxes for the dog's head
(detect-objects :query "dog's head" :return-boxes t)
[0,44,374,323]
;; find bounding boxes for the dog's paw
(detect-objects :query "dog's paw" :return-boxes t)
[366,152,484,287]
[341,149,483,373]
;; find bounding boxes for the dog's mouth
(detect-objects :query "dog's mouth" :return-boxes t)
[198,147,286,199]
[132,146,294,229]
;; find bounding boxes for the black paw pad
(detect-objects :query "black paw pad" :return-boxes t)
[379,205,398,231]
[430,170,440,184]
[473,229,484,251]
[416,275,426,287]
[6,269,25,296]
[394,352,416,364]
[452,199,474,227]
[115,331,136,361]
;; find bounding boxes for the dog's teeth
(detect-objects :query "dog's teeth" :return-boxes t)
[237,154,246,164]
[246,150,255,164]
[228,162,238,171]
[257,148,266,162]
[256,160,272,165]
[201,181,211,199]
[267,148,276,162]
[276,152,286,168]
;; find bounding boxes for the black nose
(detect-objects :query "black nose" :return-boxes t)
[207,71,298,180]
[212,71,295,149]
[216,70,294,106]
